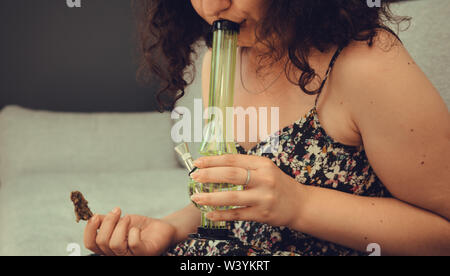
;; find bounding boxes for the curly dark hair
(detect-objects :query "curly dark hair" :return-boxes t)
[133,0,410,112]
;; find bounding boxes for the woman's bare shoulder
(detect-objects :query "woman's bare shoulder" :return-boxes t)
[333,28,408,83]
[330,30,450,218]
[329,28,442,126]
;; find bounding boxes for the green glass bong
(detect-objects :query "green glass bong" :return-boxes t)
[175,20,243,241]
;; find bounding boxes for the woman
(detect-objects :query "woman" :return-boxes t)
[83,0,450,256]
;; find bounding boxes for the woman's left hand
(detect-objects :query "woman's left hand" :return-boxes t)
[190,154,306,228]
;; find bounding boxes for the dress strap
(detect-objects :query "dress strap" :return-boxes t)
[314,46,344,109]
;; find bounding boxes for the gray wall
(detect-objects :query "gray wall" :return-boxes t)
[0,0,160,112]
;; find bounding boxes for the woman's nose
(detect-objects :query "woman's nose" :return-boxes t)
[202,0,231,17]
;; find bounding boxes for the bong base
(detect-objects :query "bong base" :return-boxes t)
[188,227,238,241]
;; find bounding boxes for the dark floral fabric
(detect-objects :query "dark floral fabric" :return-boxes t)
[165,106,391,256]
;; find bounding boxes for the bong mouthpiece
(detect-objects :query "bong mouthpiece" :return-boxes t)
[212,20,240,33]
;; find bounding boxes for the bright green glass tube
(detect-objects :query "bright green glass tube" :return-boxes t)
[189,20,242,229]
[200,22,239,156]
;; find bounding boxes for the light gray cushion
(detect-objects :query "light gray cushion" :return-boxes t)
[0,169,190,256]
[0,105,178,182]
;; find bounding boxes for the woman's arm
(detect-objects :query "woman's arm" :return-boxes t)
[339,32,450,218]
[292,184,450,255]
[162,203,201,246]
[294,31,450,255]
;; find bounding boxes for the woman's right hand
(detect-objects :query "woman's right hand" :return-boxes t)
[84,207,177,256]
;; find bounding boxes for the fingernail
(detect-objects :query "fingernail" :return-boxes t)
[190,170,199,179]
[112,207,120,214]
[190,194,201,202]
[193,159,203,167]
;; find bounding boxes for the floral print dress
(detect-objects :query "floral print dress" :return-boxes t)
[165,46,391,256]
